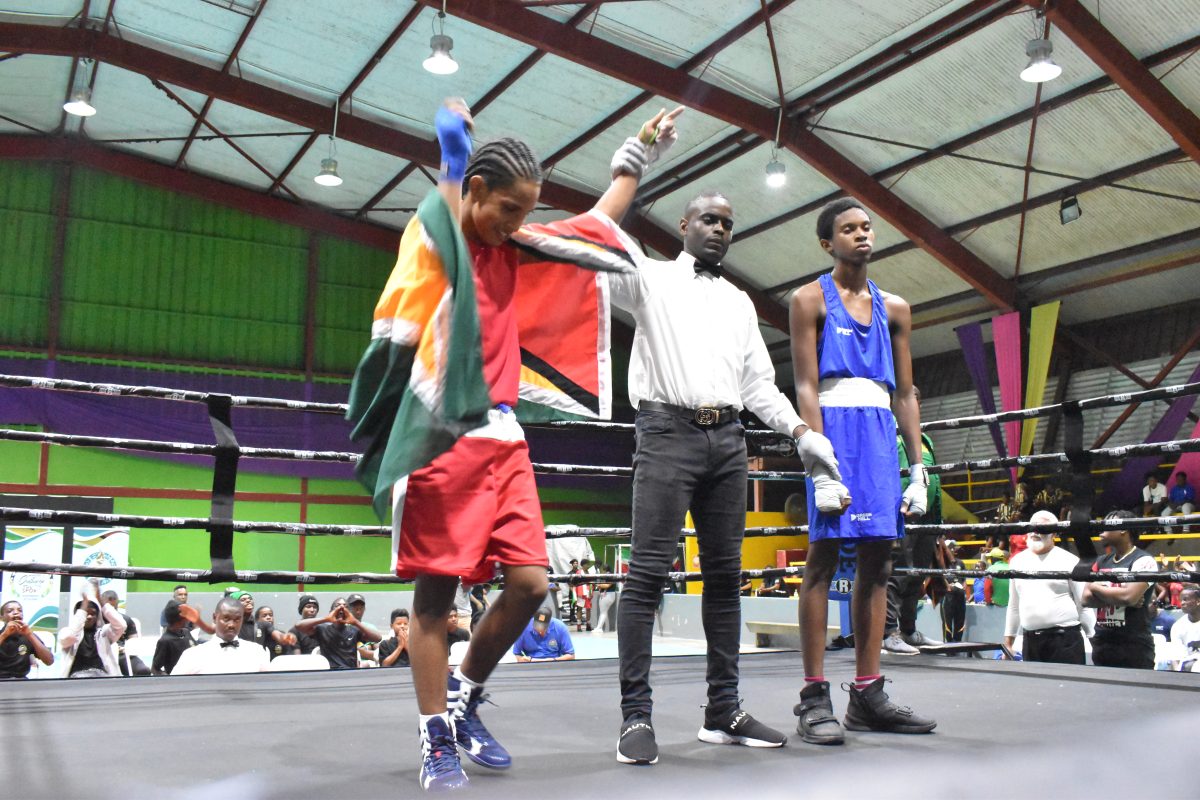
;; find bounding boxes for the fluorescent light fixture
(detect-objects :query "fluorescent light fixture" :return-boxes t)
[765,158,786,188]
[1020,38,1062,83]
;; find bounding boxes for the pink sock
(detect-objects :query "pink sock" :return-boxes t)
[804,676,825,684]
[854,674,881,690]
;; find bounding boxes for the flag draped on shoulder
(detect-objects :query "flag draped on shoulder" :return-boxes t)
[347,193,643,520]
[510,210,641,423]
[345,190,492,518]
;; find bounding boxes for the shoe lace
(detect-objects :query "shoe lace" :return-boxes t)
[422,731,460,777]
[456,690,497,736]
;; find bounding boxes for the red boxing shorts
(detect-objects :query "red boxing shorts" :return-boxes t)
[391,410,547,584]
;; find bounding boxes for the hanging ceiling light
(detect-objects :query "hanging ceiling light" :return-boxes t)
[63,58,97,117]
[765,157,786,188]
[1020,38,1061,83]
[314,104,343,187]
[423,5,458,75]
[1059,194,1081,225]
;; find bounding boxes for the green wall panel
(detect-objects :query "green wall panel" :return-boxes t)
[0,440,42,483]
[0,163,55,347]
[314,236,394,374]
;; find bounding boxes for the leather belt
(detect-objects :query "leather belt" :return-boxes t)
[1026,624,1081,637]
[638,401,737,427]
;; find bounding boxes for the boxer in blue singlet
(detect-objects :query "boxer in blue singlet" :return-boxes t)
[787,197,936,745]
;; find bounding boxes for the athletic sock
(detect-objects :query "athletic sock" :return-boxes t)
[452,665,482,690]
[419,712,450,731]
[854,674,881,691]
[804,676,825,684]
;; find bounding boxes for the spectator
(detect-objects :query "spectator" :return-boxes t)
[756,566,791,598]
[0,600,54,679]
[163,585,214,636]
[171,597,270,675]
[344,593,378,665]
[228,591,267,649]
[1142,473,1167,517]
[940,540,967,643]
[160,585,189,628]
[1003,512,1093,664]
[101,590,149,677]
[255,607,298,660]
[377,609,411,668]
[293,597,382,670]
[1163,472,1195,524]
[1014,479,1032,520]
[446,608,470,647]
[469,585,491,630]
[1168,586,1200,671]
[59,581,126,678]
[512,608,575,662]
[1033,482,1062,513]
[290,594,320,655]
[970,558,988,605]
[1083,510,1157,670]
[452,582,473,633]
[151,600,196,676]
[995,490,1019,524]
[984,548,1011,607]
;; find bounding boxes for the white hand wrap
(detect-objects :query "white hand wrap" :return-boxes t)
[644,123,677,165]
[610,137,648,180]
[902,462,929,517]
[797,431,850,514]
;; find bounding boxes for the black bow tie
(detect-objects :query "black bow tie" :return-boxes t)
[220,639,240,648]
[693,261,722,278]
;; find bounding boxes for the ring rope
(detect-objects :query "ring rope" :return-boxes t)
[4,371,1198,437]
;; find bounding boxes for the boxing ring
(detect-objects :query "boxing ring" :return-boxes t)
[1,373,1200,798]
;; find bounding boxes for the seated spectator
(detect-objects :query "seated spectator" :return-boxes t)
[152,600,196,675]
[230,591,267,648]
[0,600,54,679]
[446,608,470,647]
[171,597,270,675]
[255,607,298,660]
[59,581,126,678]
[344,593,378,666]
[1163,472,1195,522]
[293,597,382,670]
[469,584,491,630]
[970,558,988,604]
[984,548,1011,607]
[512,608,575,662]
[1033,482,1062,513]
[377,609,411,668]
[755,566,793,598]
[1168,586,1200,671]
[290,594,320,654]
[101,590,149,677]
[739,574,754,596]
[1142,472,1167,517]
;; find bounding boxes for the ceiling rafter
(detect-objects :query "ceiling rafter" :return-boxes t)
[174,0,269,168]
[1029,0,1200,164]
[740,32,1200,246]
[422,0,1015,310]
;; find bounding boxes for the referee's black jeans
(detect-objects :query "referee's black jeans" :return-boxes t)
[618,410,747,723]
[1023,625,1085,665]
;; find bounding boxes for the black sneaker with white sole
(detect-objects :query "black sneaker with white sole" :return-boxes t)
[617,715,658,765]
[698,708,787,748]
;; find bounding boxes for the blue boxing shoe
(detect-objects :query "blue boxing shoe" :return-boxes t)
[448,673,512,770]
[419,715,469,792]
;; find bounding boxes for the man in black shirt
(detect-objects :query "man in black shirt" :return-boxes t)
[254,606,298,660]
[290,594,320,654]
[102,590,150,677]
[0,600,54,679]
[152,600,196,675]
[1084,510,1158,669]
[447,608,470,647]
[293,597,382,670]
[378,609,411,668]
[230,591,268,649]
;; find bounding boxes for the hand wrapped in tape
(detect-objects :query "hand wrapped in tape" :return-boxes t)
[796,430,851,514]
[902,462,929,518]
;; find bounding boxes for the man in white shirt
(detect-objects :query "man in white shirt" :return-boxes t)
[1142,473,1167,517]
[1003,511,1094,664]
[171,596,269,675]
[609,191,839,765]
[1168,585,1200,671]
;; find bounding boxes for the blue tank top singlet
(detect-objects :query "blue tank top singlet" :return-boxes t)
[816,273,895,390]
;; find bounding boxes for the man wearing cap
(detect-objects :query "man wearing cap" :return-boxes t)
[1003,511,1094,664]
[940,540,967,642]
[984,548,1011,607]
[229,591,268,650]
[512,608,575,662]
[1083,510,1157,669]
[172,596,270,675]
[294,596,382,670]
[290,595,321,655]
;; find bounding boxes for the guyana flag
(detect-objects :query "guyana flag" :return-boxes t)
[346,190,639,519]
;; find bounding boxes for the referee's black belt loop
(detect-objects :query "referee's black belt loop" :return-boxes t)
[638,401,738,427]
[1026,624,1081,637]
[206,394,241,581]
[1062,400,1097,560]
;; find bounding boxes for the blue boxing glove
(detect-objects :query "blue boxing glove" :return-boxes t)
[435,104,473,182]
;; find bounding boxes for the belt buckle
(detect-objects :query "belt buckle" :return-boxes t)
[694,407,718,426]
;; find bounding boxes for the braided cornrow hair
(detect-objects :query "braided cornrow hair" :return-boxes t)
[463,137,543,192]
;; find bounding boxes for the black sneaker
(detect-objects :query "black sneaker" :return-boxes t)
[794,681,844,745]
[843,677,936,734]
[617,715,658,765]
[698,707,787,748]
